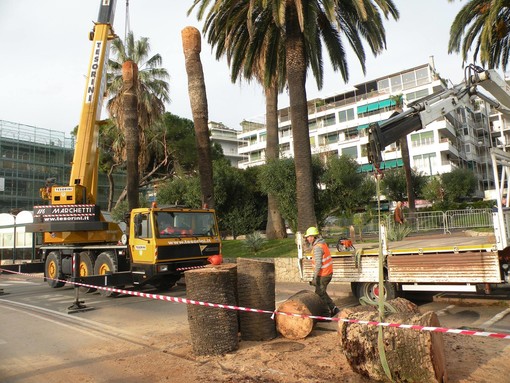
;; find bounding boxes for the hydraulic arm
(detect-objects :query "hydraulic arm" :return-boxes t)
[367,65,510,168]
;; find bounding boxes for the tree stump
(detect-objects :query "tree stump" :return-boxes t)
[275,290,330,340]
[338,298,447,382]
[185,268,238,356]
[237,258,277,341]
[206,263,239,330]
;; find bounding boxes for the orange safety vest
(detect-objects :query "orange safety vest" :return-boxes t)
[311,242,333,276]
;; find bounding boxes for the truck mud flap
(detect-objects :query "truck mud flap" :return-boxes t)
[79,271,134,287]
[0,262,45,274]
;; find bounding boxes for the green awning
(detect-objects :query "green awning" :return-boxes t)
[357,99,396,115]
[380,158,404,169]
[367,102,379,112]
[357,105,368,114]
[358,158,403,172]
[359,163,374,172]
[378,99,396,108]
[357,123,370,131]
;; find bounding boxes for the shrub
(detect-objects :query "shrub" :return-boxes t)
[387,224,412,241]
[243,231,266,254]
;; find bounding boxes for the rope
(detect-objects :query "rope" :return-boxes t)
[375,171,393,382]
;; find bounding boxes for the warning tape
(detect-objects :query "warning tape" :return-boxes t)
[2,267,510,340]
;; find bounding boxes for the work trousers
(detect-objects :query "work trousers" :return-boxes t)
[315,274,335,311]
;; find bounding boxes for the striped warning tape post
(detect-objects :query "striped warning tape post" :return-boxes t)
[2,267,510,340]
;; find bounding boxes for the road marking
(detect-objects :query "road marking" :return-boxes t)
[0,280,39,286]
[436,304,455,316]
[481,307,510,328]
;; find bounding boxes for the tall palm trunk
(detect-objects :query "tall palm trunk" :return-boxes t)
[286,7,317,232]
[400,137,415,211]
[182,26,215,209]
[122,61,140,211]
[265,83,287,239]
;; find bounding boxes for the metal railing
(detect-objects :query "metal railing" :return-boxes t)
[329,208,494,237]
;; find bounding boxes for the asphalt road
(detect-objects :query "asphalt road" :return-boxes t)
[1,272,510,382]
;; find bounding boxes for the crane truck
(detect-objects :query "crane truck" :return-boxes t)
[25,0,222,295]
[298,64,510,302]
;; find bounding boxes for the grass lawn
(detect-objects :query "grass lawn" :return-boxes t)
[222,238,298,258]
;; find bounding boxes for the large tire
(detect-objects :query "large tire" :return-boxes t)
[78,251,96,293]
[94,252,120,297]
[357,281,396,303]
[45,252,65,288]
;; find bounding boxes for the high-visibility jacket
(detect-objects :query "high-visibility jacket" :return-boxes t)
[311,240,333,276]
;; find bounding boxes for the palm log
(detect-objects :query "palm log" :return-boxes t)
[338,298,447,383]
[276,290,330,340]
[237,258,276,341]
[185,268,238,356]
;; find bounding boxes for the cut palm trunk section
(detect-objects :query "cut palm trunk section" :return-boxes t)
[275,290,330,340]
[185,267,238,356]
[338,298,447,383]
[237,258,276,341]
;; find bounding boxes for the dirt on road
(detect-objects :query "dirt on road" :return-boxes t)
[25,308,510,383]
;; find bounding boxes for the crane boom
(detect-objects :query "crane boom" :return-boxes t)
[367,65,510,168]
[27,0,122,244]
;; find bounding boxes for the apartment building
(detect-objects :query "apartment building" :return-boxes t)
[0,120,125,213]
[237,62,495,197]
[208,121,247,167]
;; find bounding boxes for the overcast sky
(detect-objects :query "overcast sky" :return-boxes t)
[0,0,483,134]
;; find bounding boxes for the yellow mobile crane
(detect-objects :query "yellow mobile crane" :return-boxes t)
[27,0,222,295]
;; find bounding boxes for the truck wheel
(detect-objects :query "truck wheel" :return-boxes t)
[79,251,96,293]
[45,252,65,288]
[357,281,396,303]
[94,252,120,297]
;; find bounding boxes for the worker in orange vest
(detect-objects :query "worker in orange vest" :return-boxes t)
[305,226,340,317]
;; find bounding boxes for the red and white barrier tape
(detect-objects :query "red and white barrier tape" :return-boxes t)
[2,267,510,340]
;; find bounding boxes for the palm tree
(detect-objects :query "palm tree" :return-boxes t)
[448,0,510,70]
[192,1,288,238]
[182,26,215,209]
[106,31,170,208]
[389,94,415,211]
[121,61,140,210]
[190,0,399,232]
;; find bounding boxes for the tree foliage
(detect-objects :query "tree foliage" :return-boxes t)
[448,0,510,70]
[320,155,376,219]
[381,167,427,202]
[441,167,477,203]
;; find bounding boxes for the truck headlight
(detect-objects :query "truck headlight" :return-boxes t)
[158,265,169,272]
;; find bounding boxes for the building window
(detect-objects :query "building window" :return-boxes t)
[321,132,338,145]
[280,128,291,138]
[411,131,434,147]
[342,146,358,158]
[251,150,263,161]
[413,153,437,175]
[323,113,336,127]
[377,78,390,93]
[280,143,290,152]
[405,88,429,102]
[402,71,416,90]
[338,108,355,123]
[344,127,359,141]
[390,75,402,92]
[415,67,430,85]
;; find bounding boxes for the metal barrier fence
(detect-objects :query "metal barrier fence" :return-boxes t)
[331,208,494,237]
